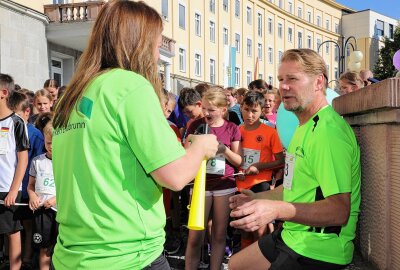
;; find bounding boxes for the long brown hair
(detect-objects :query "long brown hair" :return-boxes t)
[53,0,163,128]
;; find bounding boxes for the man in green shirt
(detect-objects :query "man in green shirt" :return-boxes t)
[228,49,361,270]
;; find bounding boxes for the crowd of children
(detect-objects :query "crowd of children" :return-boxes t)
[0,71,286,269]
[0,75,59,270]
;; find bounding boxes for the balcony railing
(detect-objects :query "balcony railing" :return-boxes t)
[43,1,175,56]
[44,1,105,23]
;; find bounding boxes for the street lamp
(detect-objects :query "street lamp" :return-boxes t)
[317,36,363,75]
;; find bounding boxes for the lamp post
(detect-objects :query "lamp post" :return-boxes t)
[317,35,363,75]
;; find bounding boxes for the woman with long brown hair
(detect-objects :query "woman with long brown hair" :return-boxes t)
[52,1,218,269]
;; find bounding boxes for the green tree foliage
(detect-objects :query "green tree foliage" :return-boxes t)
[373,23,400,80]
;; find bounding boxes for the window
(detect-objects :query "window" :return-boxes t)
[161,0,168,19]
[288,27,293,42]
[257,13,263,37]
[307,35,311,49]
[298,32,302,48]
[278,23,282,38]
[376,20,384,37]
[235,33,241,52]
[334,67,338,80]
[223,0,228,11]
[346,46,351,57]
[325,42,329,55]
[247,6,252,24]
[51,57,63,86]
[316,15,321,27]
[334,46,339,61]
[223,27,228,45]
[247,71,252,86]
[278,0,283,8]
[278,50,283,64]
[247,38,252,57]
[389,24,394,39]
[316,38,321,51]
[325,19,330,31]
[298,7,302,18]
[335,23,339,34]
[210,59,216,84]
[210,21,215,42]
[307,11,311,22]
[259,73,263,79]
[179,48,186,72]
[194,53,201,76]
[235,0,240,17]
[288,1,293,13]
[268,75,273,86]
[268,47,273,64]
[195,13,201,36]
[179,4,185,29]
[258,43,262,60]
[235,67,240,86]
[209,0,215,13]
[326,64,330,78]
[268,18,273,34]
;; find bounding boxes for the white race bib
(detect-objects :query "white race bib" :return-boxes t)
[241,148,261,170]
[206,154,226,175]
[0,131,9,155]
[35,172,56,196]
[283,153,295,190]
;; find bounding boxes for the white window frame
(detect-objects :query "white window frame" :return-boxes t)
[235,0,240,17]
[223,27,229,45]
[268,18,273,34]
[161,0,168,20]
[246,6,252,25]
[257,43,262,60]
[51,57,63,86]
[278,23,282,38]
[210,58,216,84]
[235,67,240,86]
[268,47,273,64]
[325,19,330,31]
[268,75,273,86]
[195,12,201,36]
[297,7,302,18]
[316,15,321,27]
[178,47,186,72]
[209,0,215,13]
[179,3,185,29]
[326,42,330,55]
[278,50,283,64]
[247,71,252,86]
[247,38,252,57]
[307,11,312,22]
[298,31,302,48]
[210,20,215,42]
[194,53,202,77]
[307,35,312,49]
[288,1,293,13]
[288,27,293,42]
[257,13,263,37]
[235,33,241,52]
[223,0,228,11]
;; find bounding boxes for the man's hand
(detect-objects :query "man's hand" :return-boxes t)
[4,190,18,207]
[229,189,255,209]
[230,191,280,232]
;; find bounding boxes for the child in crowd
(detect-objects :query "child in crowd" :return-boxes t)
[339,71,364,95]
[178,87,204,140]
[248,79,272,92]
[43,79,59,103]
[238,91,284,248]
[8,90,45,269]
[263,89,278,126]
[185,87,242,270]
[0,74,29,270]
[225,87,243,125]
[29,89,53,125]
[235,88,248,106]
[28,122,57,270]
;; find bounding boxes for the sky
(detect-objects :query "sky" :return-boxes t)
[336,0,400,20]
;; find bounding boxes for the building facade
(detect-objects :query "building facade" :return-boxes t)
[1,0,398,93]
[342,9,399,72]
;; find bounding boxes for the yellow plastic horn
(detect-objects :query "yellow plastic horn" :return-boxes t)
[187,159,207,230]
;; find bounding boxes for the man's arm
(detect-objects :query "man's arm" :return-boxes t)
[230,190,350,232]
